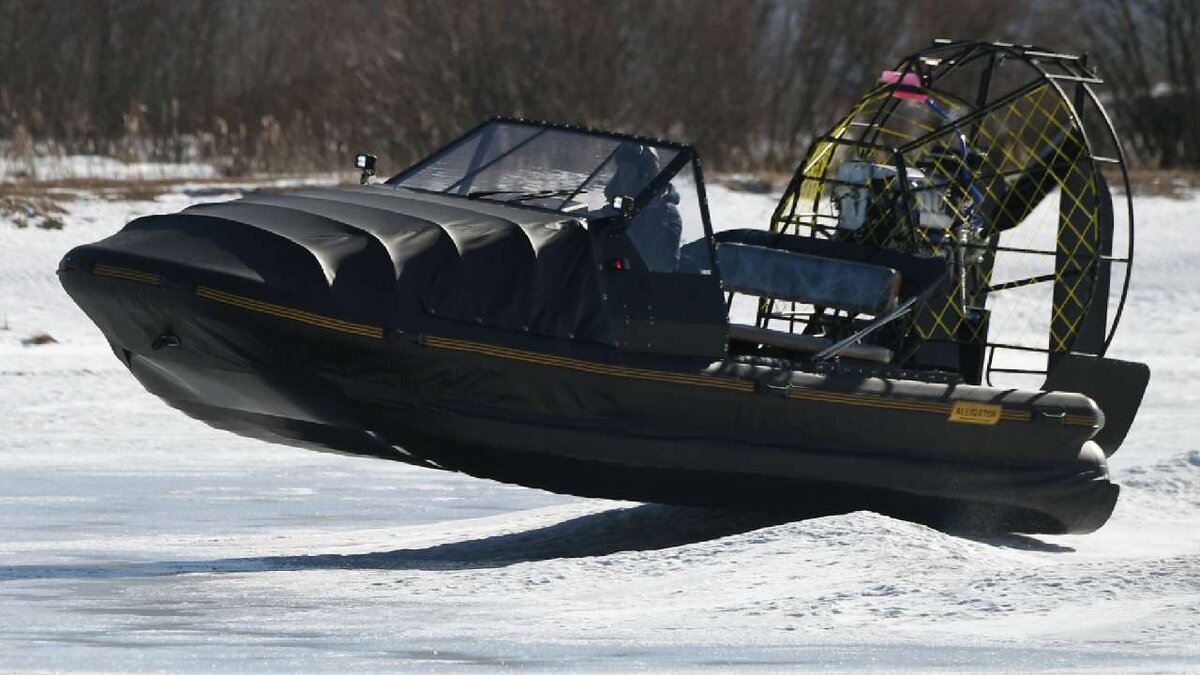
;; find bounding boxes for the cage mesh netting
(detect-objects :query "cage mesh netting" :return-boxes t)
[765,40,1133,386]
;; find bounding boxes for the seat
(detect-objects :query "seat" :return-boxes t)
[712,241,908,364]
[716,242,902,316]
[678,229,949,364]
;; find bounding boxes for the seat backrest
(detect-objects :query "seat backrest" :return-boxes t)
[717,242,901,316]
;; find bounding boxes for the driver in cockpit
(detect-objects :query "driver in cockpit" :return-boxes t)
[605,142,683,272]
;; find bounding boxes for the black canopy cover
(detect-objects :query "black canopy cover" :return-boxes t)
[72,185,617,344]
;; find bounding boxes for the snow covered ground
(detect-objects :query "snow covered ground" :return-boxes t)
[0,155,223,182]
[0,178,1197,672]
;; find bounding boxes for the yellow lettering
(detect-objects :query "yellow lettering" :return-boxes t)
[948,401,1002,425]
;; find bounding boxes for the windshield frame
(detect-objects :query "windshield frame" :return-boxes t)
[386,117,698,220]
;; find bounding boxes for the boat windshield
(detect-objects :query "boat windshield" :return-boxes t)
[389,120,682,216]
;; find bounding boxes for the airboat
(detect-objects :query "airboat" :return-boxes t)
[60,40,1149,533]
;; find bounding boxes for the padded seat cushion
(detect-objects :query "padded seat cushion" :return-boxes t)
[716,242,901,316]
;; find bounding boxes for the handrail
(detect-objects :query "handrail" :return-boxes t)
[813,296,919,362]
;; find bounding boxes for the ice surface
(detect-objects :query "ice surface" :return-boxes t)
[0,180,1197,672]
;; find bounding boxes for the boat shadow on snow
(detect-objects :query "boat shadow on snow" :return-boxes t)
[0,503,1073,583]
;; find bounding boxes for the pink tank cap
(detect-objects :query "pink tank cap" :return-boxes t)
[880,70,928,101]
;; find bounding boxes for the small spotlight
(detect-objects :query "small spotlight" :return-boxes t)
[355,153,377,184]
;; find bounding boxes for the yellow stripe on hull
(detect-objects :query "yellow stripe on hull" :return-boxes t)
[92,263,161,285]
[423,335,1096,427]
[195,286,384,339]
[84,270,1100,430]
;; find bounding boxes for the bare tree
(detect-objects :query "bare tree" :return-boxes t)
[0,0,1188,173]
[1081,0,1200,168]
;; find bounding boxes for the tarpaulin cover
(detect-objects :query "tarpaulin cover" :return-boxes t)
[70,185,615,343]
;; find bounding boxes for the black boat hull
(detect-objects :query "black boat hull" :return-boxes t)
[60,265,1119,534]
